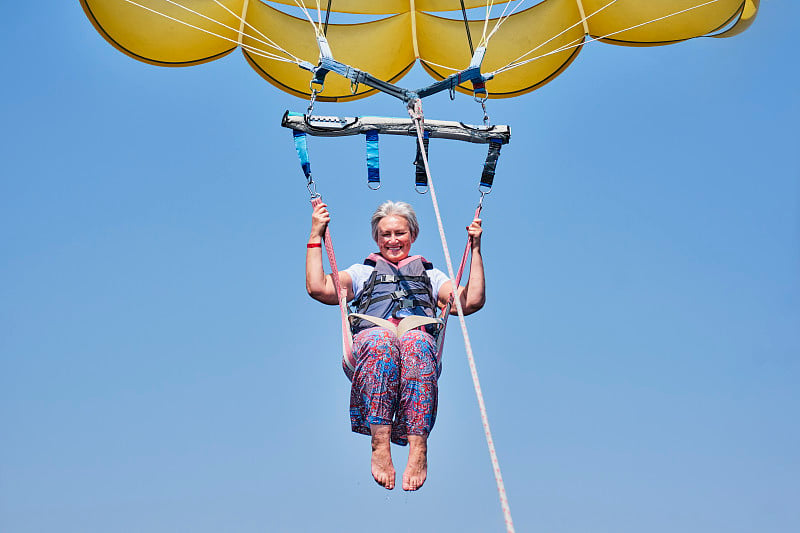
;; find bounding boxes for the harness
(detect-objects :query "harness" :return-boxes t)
[349,254,439,335]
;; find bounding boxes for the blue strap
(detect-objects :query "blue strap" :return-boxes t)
[365,129,380,186]
[292,129,312,180]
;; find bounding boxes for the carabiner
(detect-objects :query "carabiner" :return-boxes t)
[307,82,323,117]
[477,187,490,208]
[307,179,320,199]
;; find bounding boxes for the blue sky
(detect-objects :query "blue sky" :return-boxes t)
[2,2,798,532]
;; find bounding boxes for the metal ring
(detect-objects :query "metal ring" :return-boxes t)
[476,189,489,209]
[309,79,324,93]
[415,184,429,195]
[306,88,319,117]
[367,181,381,191]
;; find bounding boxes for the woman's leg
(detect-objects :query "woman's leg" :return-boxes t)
[396,329,438,491]
[350,327,401,489]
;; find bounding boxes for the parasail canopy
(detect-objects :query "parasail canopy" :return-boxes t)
[80,0,759,102]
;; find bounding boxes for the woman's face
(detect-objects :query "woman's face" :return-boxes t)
[377,215,414,263]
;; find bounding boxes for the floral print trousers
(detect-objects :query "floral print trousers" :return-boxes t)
[345,327,440,446]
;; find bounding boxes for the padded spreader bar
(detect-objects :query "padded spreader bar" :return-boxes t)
[282,111,510,145]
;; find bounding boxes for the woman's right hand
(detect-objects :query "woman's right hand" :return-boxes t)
[310,202,330,240]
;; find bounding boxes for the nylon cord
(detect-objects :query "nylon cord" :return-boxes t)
[489,0,617,74]
[212,0,300,60]
[121,0,301,63]
[459,0,475,56]
[492,0,723,76]
[158,0,299,59]
[409,104,515,533]
[323,0,333,35]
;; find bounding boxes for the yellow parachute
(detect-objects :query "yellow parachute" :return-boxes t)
[80,0,759,101]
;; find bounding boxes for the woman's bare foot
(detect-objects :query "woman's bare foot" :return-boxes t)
[370,424,395,490]
[403,434,428,491]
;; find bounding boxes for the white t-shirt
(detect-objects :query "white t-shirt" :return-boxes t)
[344,261,450,317]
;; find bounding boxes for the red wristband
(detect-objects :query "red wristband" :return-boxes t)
[307,242,322,248]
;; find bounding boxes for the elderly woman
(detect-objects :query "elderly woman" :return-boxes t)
[306,200,485,491]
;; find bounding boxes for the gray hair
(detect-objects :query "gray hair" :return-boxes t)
[370,201,419,242]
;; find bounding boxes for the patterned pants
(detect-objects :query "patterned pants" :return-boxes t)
[345,327,440,446]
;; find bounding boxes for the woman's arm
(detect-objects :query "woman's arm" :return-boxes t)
[437,218,486,315]
[305,202,354,305]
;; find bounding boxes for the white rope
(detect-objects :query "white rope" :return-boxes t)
[492,0,722,76]
[491,0,618,76]
[211,0,302,62]
[151,0,300,60]
[235,0,250,46]
[409,104,515,533]
[419,59,461,73]
[291,0,323,36]
[121,0,300,63]
[483,0,530,46]
[480,0,495,47]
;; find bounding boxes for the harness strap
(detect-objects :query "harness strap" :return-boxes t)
[364,257,433,271]
[373,273,429,283]
[365,129,380,188]
[481,139,503,190]
[366,290,436,305]
[310,196,354,373]
[435,202,482,359]
[414,129,430,189]
[292,130,351,365]
[293,130,312,181]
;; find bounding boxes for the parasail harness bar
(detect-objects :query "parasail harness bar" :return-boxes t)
[282,111,509,143]
[282,111,509,191]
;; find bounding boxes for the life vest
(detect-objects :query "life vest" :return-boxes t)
[349,253,440,335]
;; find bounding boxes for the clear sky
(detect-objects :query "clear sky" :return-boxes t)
[2,2,798,532]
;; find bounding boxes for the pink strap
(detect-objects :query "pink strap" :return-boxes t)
[435,203,482,358]
[311,197,354,371]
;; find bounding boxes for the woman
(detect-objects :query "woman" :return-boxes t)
[306,200,485,491]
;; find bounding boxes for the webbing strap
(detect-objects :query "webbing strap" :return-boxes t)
[310,199,354,372]
[481,139,503,190]
[293,130,312,180]
[414,130,430,188]
[435,202,482,359]
[365,129,380,187]
[374,274,428,283]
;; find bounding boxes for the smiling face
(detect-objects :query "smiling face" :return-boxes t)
[376,215,414,263]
